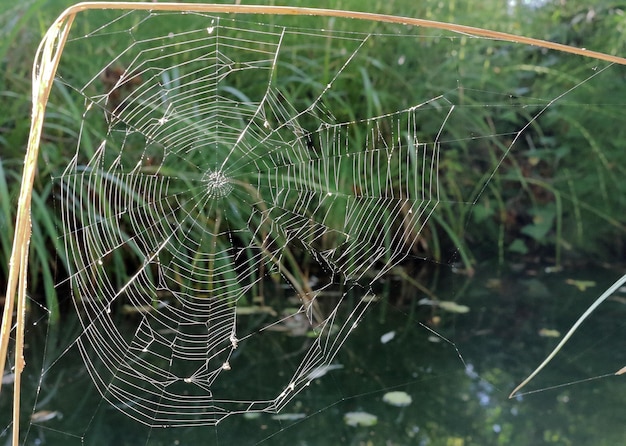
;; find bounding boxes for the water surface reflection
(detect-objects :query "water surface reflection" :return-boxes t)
[2,264,624,445]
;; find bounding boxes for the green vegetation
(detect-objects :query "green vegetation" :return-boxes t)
[1,0,626,322]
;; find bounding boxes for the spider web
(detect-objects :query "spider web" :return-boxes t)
[3,6,624,444]
[54,11,446,428]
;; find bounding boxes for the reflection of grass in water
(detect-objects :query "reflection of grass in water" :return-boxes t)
[0,311,90,430]
[510,272,626,398]
[3,267,624,444]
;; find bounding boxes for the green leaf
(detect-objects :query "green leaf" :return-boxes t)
[521,206,556,242]
[472,202,495,223]
[508,238,528,254]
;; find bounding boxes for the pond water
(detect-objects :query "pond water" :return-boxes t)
[2,263,625,445]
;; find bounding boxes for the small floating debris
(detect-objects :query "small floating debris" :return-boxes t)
[565,279,596,292]
[380,331,396,344]
[236,305,277,316]
[243,412,261,420]
[485,278,502,290]
[360,294,380,303]
[30,410,62,423]
[344,411,378,427]
[538,328,561,338]
[271,413,306,421]
[438,301,470,314]
[307,363,344,380]
[418,298,470,314]
[2,373,15,385]
[544,265,563,274]
[382,391,412,407]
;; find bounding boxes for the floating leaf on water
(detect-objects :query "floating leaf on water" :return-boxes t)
[360,294,380,303]
[438,301,470,314]
[30,410,62,423]
[271,413,306,421]
[523,278,552,298]
[236,305,277,316]
[615,366,626,376]
[382,391,412,407]
[344,411,378,427]
[380,331,396,344]
[306,364,344,380]
[544,265,563,274]
[538,328,561,338]
[565,278,596,292]
[418,299,469,314]
[485,278,502,290]
[243,412,261,420]
[2,373,15,385]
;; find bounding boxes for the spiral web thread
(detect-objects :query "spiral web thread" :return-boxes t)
[45,11,455,427]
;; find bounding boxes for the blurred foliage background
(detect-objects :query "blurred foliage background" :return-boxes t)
[1,0,626,323]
